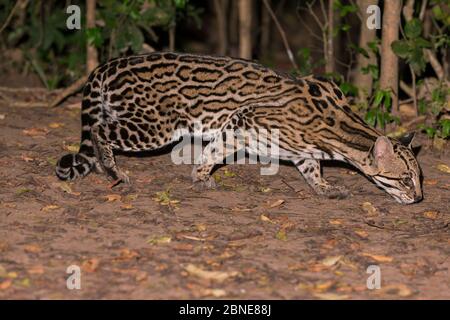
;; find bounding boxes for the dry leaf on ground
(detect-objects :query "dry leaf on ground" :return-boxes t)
[436,164,450,174]
[147,236,172,245]
[361,252,393,263]
[184,264,239,283]
[82,258,100,272]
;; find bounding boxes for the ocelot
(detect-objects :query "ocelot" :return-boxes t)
[56,52,423,204]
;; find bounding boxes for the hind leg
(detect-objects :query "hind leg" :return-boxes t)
[191,129,246,189]
[91,122,130,185]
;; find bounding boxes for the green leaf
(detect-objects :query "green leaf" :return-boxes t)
[373,90,385,107]
[440,119,450,139]
[383,91,392,110]
[415,37,432,48]
[174,0,187,9]
[432,5,445,21]
[86,27,103,48]
[365,109,377,127]
[405,18,422,39]
[418,99,427,115]
[391,40,411,59]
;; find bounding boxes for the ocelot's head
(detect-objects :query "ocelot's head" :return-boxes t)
[365,133,422,204]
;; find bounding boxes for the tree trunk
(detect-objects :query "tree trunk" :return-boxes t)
[169,24,176,51]
[86,0,98,74]
[353,0,378,102]
[238,0,252,59]
[379,0,401,116]
[325,0,335,74]
[213,0,228,55]
[260,0,271,60]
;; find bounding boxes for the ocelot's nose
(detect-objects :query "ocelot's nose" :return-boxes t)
[414,195,423,202]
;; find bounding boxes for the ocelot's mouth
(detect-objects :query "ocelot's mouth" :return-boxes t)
[396,193,422,204]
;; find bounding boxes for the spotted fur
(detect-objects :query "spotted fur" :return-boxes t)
[56,52,423,204]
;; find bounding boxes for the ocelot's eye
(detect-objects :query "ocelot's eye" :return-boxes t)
[402,177,414,188]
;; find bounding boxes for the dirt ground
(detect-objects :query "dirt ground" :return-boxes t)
[0,98,449,300]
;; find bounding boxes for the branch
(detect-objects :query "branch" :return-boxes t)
[0,0,22,34]
[262,0,298,70]
[49,75,88,108]
[425,49,445,81]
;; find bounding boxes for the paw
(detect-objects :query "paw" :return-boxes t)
[192,176,217,191]
[108,170,130,188]
[316,185,350,199]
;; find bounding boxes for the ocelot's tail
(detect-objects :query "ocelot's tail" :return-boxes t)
[55,69,103,181]
[55,153,95,181]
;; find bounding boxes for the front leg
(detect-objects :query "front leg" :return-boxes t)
[294,159,349,199]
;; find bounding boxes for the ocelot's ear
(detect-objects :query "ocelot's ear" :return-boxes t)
[372,136,394,164]
[398,131,416,149]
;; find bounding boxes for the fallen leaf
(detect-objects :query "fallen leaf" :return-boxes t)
[200,288,227,297]
[377,284,413,297]
[321,256,342,267]
[82,258,100,272]
[27,265,45,275]
[65,143,79,153]
[22,127,49,137]
[123,194,138,202]
[329,219,343,225]
[47,157,57,166]
[55,182,80,196]
[231,206,252,212]
[48,122,64,129]
[24,244,42,253]
[41,204,60,212]
[181,235,205,242]
[147,236,172,245]
[120,203,134,210]
[275,230,287,241]
[436,164,450,174]
[361,252,393,263]
[135,271,148,282]
[105,194,121,202]
[195,223,207,232]
[362,202,378,215]
[423,179,438,186]
[314,292,349,300]
[153,190,180,208]
[423,211,439,219]
[0,279,12,290]
[354,230,369,238]
[260,214,275,223]
[184,264,238,283]
[21,154,34,162]
[0,114,5,120]
[260,187,272,193]
[18,278,31,287]
[118,249,140,261]
[16,187,32,195]
[268,199,285,208]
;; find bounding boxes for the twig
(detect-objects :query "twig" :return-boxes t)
[10,101,50,108]
[425,49,445,81]
[49,75,88,108]
[419,0,428,21]
[409,65,418,116]
[400,80,414,98]
[403,115,427,129]
[0,86,61,93]
[262,0,298,70]
[0,0,21,34]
